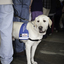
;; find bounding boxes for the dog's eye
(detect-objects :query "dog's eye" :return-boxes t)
[37,20,39,22]
[43,20,46,22]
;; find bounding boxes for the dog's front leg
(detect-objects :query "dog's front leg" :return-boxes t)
[25,42,32,64]
[31,42,40,64]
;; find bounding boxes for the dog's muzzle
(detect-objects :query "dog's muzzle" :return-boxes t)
[38,26,46,33]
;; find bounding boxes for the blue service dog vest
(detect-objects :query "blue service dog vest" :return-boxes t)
[19,23,29,40]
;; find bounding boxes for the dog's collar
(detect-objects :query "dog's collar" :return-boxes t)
[28,38,42,41]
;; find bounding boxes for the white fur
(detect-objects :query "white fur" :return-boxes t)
[12,15,52,64]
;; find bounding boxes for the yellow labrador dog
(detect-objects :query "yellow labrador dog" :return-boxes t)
[12,15,52,64]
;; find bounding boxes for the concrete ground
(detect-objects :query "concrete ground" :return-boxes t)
[12,30,64,64]
[0,30,64,64]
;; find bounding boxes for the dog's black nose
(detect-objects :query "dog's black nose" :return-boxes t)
[38,26,43,30]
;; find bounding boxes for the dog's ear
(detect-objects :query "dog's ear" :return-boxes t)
[48,17,52,28]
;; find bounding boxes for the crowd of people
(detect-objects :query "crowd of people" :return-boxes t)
[0,0,64,64]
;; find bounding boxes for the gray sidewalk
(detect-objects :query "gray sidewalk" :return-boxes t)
[12,31,64,64]
[43,31,64,43]
[0,31,64,64]
[35,31,64,64]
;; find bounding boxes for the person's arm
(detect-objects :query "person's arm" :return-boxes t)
[30,0,33,6]
[29,0,33,12]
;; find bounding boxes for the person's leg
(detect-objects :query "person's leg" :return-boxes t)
[21,0,31,23]
[13,0,22,22]
[13,40,25,53]
[54,14,61,31]
[13,4,21,22]
[0,5,13,64]
[13,0,25,54]
[14,0,31,52]
[13,0,31,56]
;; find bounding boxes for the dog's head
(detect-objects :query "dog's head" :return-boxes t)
[34,15,52,34]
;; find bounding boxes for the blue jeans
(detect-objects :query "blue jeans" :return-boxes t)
[0,5,14,64]
[13,0,31,52]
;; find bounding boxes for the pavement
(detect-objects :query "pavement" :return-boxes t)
[36,30,64,64]
[0,30,64,64]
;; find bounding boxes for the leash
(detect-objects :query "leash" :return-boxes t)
[14,15,35,27]
[13,6,35,27]
[14,15,31,22]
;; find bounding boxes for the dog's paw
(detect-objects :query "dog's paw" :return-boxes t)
[32,61,38,64]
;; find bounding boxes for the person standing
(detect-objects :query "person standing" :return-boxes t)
[13,0,31,57]
[0,0,14,64]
